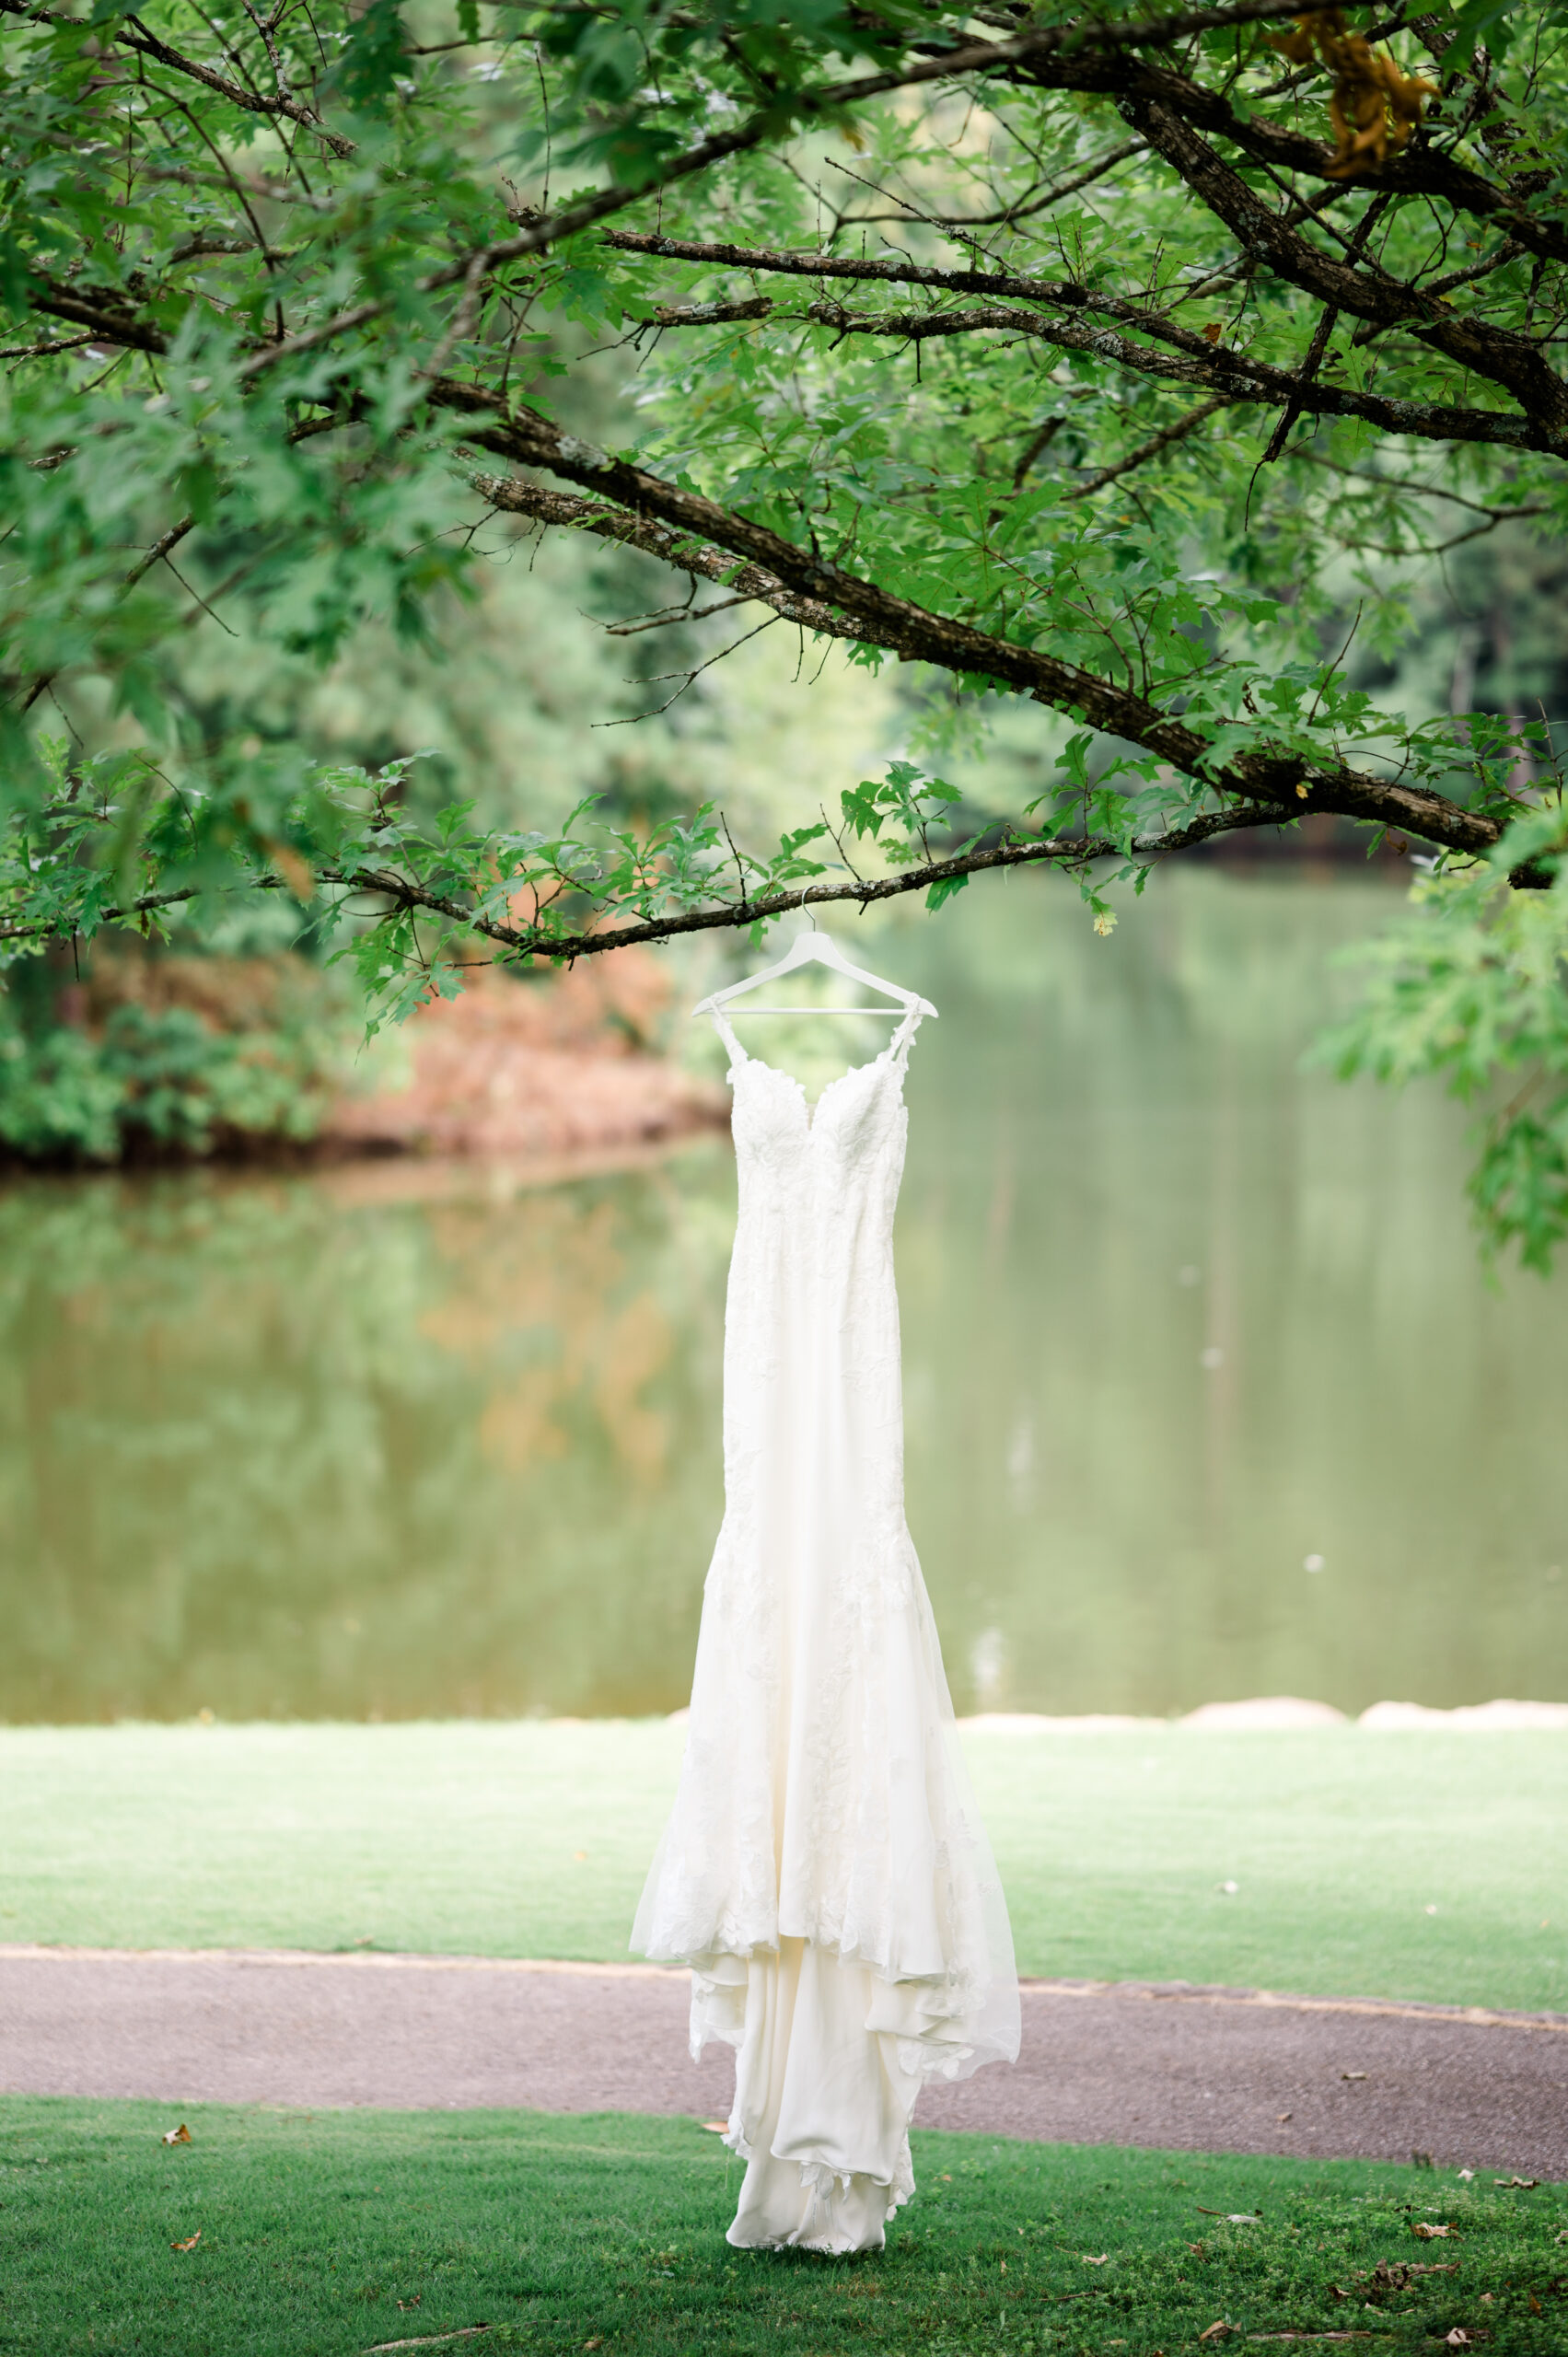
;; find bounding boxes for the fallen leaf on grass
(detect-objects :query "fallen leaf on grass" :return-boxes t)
[1196,2208,1262,2222]
[1412,2221,1455,2238]
[583,2341,603,2351]
[170,2232,201,2252]
[1350,2258,1458,2301]
[1198,2322,1235,2342]
[1493,2176,1539,2189]
[1081,2252,1109,2264]
[160,2124,192,2146]
[397,2298,421,2311]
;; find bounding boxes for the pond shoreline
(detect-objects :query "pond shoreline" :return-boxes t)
[0,1086,729,1186]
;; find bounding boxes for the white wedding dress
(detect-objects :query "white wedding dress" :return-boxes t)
[633,1001,1018,2253]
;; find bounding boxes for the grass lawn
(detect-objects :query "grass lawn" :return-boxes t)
[2,1721,1563,2012]
[3,2096,1563,2355]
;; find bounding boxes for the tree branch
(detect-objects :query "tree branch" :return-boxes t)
[1014,44,1568,271]
[0,1,355,156]
[453,440,1515,864]
[1065,396,1236,497]
[601,234,1568,454]
[215,1,1328,377]
[1121,95,1568,429]
[797,296,1565,455]
[0,797,1309,959]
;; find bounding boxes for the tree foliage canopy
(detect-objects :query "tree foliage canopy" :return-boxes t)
[2,0,1567,1254]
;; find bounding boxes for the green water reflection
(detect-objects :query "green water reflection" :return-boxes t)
[4,875,1564,1721]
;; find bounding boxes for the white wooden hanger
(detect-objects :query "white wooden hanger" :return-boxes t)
[691,925,938,1020]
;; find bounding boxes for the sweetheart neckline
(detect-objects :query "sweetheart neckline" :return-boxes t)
[730,1043,904,1133]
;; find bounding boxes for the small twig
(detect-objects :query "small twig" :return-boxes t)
[1067,396,1234,498]
[1307,600,1365,726]
[606,593,753,636]
[595,614,781,725]
[1,333,97,363]
[418,251,489,382]
[1013,414,1066,487]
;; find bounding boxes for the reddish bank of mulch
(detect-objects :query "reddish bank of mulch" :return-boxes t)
[327,951,727,1161]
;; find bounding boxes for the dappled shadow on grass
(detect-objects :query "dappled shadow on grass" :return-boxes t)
[1,2098,1563,2355]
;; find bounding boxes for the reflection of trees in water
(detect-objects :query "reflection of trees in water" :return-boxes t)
[0,1157,730,1723]
[901,877,1568,1716]
[422,1198,674,1483]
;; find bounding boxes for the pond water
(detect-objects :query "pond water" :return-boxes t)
[4,873,1565,1724]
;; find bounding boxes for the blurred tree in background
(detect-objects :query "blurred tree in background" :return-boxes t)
[0,0,1566,1255]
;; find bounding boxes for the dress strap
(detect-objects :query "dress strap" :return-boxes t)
[889,1002,924,1065]
[709,1007,748,1067]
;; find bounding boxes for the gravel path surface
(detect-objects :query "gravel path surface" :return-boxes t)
[3,1947,1564,2178]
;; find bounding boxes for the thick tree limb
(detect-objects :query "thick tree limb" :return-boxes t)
[1156,86,1568,273]
[994,42,1568,270]
[1121,96,1568,429]
[452,435,1513,865]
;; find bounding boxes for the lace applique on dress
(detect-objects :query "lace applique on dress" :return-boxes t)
[632,1004,1018,2253]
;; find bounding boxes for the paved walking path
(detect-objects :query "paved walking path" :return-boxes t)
[3,1947,1564,2178]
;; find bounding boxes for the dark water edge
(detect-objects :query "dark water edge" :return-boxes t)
[3,871,1564,1723]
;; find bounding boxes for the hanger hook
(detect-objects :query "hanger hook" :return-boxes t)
[799,887,817,931]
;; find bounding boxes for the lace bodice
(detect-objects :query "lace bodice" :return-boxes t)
[713,1006,920,1610]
